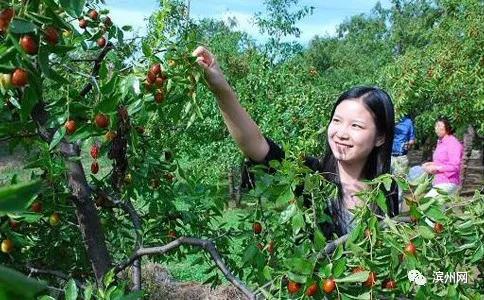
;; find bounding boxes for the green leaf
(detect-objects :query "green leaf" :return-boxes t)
[456,220,473,230]
[97,93,119,113]
[470,245,483,263]
[382,216,399,236]
[99,62,108,80]
[291,212,304,235]
[26,11,54,24]
[414,180,430,196]
[276,186,294,206]
[446,285,458,298]
[347,242,366,256]
[83,282,93,300]
[100,75,119,96]
[242,244,259,264]
[0,181,41,213]
[9,18,38,33]
[425,207,447,222]
[120,75,140,97]
[49,127,65,151]
[375,191,388,214]
[418,199,436,211]
[334,271,370,283]
[342,291,372,299]
[64,279,78,300]
[418,225,435,239]
[20,86,38,122]
[59,0,86,18]
[127,99,143,116]
[263,265,273,280]
[333,258,346,278]
[285,257,314,275]
[313,229,326,251]
[0,265,47,298]
[455,241,478,252]
[396,178,409,192]
[102,269,115,289]
[332,244,344,260]
[382,176,392,192]
[47,45,76,55]
[320,263,332,278]
[347,222,362,243]
[116,26,125,44]
[287,271,307,283]
[141,41,152,57]
[0,46,16,65]
[280,203,297,223]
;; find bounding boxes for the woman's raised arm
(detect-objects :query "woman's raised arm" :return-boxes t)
[192,46,269,162]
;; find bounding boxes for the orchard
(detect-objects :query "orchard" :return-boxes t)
[0,0,483,300]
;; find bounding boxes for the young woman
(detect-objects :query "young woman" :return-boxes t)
[423,118,463,197]
[192,46,398,237]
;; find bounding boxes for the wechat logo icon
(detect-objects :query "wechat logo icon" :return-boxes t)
[408,269,427,286]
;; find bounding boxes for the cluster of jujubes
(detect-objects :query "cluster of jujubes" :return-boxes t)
[77,9,112,48]
[145,63,168,104]
[0,6,61,89]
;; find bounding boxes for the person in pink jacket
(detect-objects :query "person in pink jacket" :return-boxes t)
[422,118,463,197]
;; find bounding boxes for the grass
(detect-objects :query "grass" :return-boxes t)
[0,142,40,185]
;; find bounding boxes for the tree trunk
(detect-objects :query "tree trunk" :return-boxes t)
[65,156,113,283]
[460,125,475,186]
[32,102,112,285]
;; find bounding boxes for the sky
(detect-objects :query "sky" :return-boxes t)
[105,0,392,44]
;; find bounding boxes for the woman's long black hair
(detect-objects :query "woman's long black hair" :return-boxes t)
[321,86,399,235]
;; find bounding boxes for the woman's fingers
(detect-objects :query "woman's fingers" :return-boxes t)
[191,45,206,57]
[192,46,228,93]
[192,46,213,68]
[195,56,209,68]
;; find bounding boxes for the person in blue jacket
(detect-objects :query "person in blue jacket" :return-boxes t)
[391,114,416,205]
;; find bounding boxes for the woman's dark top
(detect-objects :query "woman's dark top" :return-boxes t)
[240,137,357,239]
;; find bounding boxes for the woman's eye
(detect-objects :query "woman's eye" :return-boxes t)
[352,124,363,129]
[332,118,340,123]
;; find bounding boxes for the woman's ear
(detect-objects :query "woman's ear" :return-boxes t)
[376,135,385,147]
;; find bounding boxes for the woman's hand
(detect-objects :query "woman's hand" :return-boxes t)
[422,162,439,174]
[192,46,230,94]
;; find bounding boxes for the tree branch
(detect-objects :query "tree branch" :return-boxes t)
[27,266,85,289]
[114,237,255,300]
[79,42,114,97]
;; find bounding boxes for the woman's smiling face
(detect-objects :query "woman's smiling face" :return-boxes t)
[327,99,383,165]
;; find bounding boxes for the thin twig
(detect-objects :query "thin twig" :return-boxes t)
[46,285,64,293]
[445,197,481,213]
[114,237,255,300]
